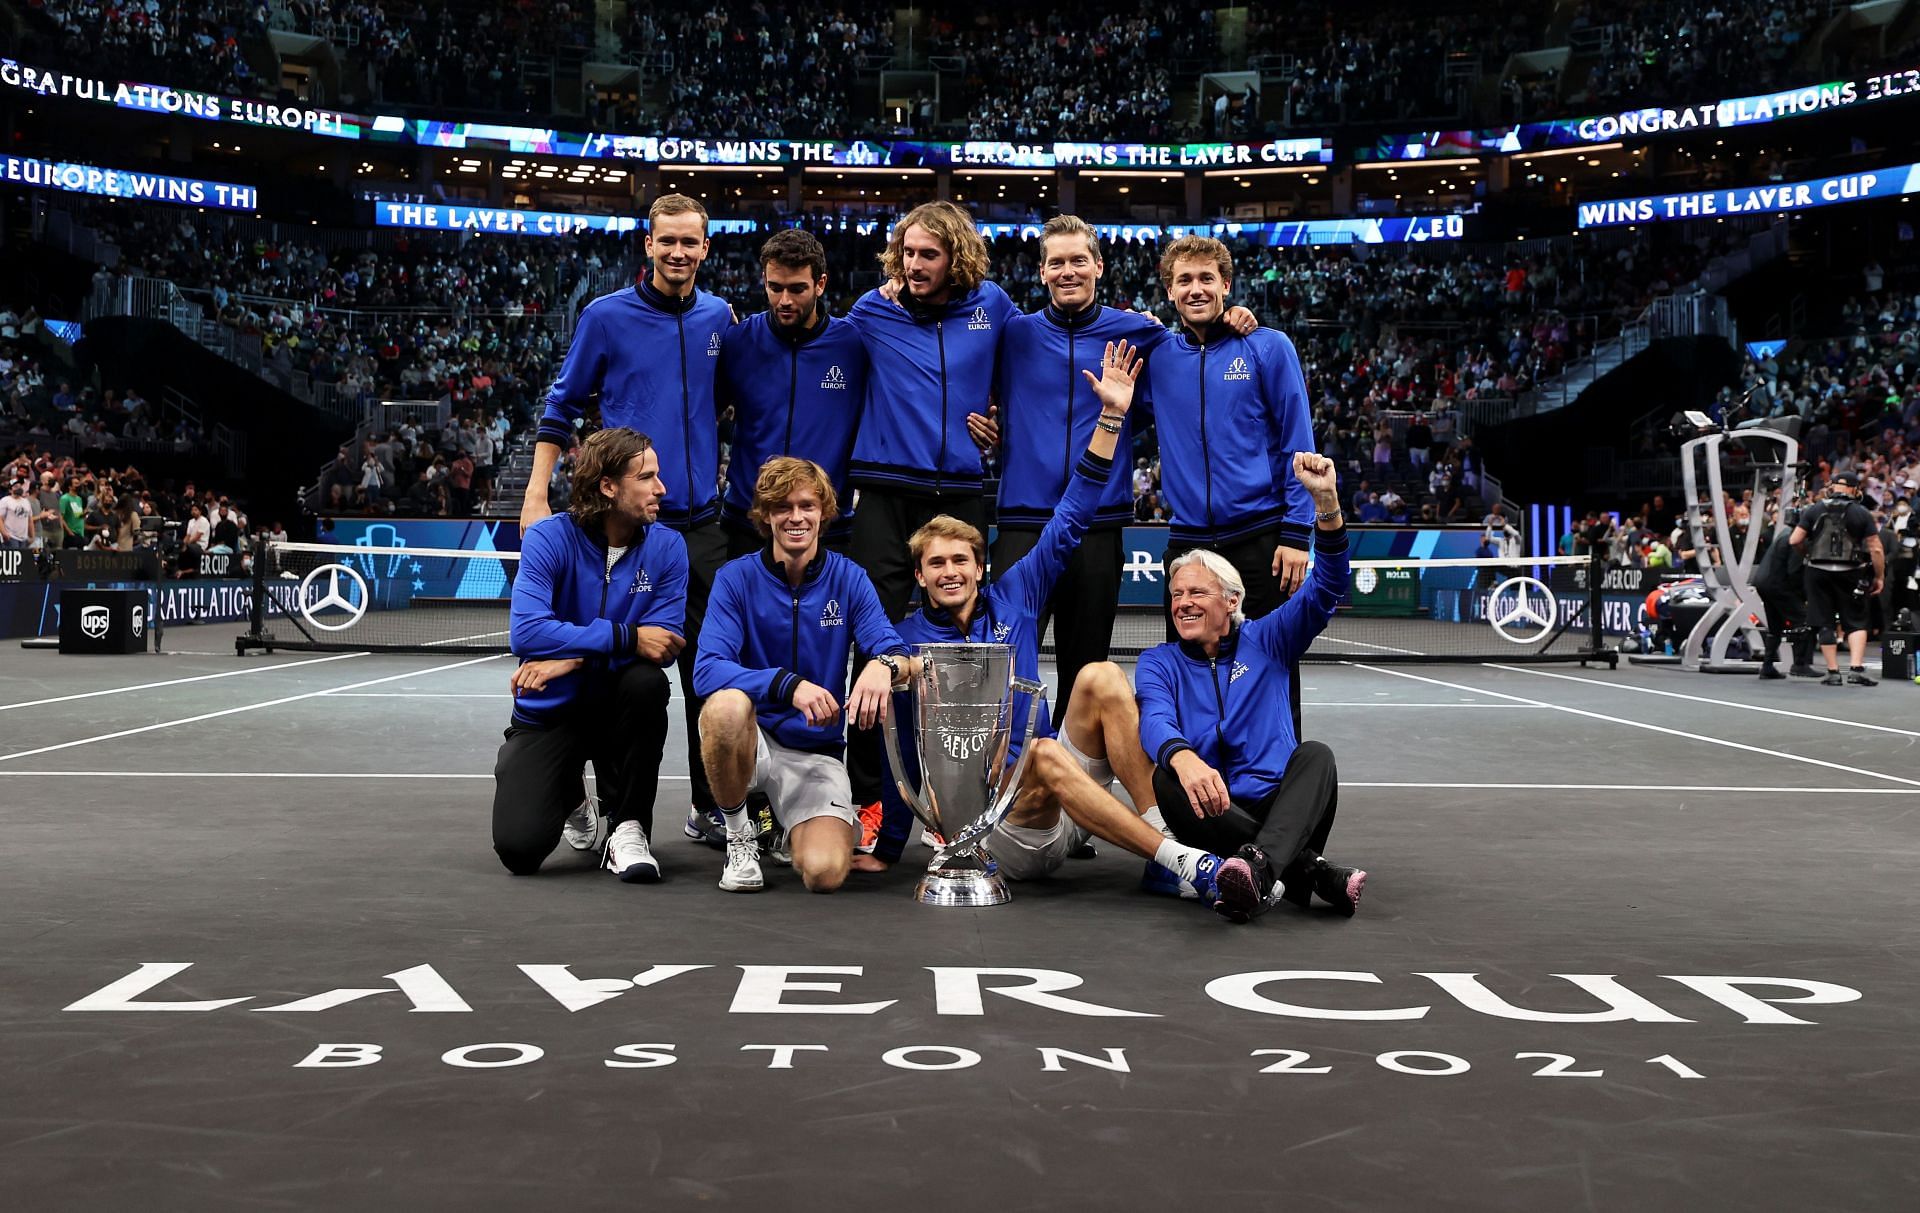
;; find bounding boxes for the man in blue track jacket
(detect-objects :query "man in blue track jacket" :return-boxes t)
[493,428,689,881]
[695,457,916,895]
[843,200,1017,865]
[991,215,1257,726]
[1145,234,1316,623]
[518,193,734,851]
[718,229,866,557]
[894,340,1232,905]
[1135,451,1370,924]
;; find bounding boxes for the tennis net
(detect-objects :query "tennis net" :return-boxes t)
[237,539,518,654]
[1095,553,1611,664]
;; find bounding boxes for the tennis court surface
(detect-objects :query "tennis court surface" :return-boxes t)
[2,647,1916,1211]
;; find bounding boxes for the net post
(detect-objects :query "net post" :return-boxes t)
[243,540,269,653]
[1587,548,1606,661]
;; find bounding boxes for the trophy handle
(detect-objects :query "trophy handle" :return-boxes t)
[932,677,1049,863]
[879,695,935,828]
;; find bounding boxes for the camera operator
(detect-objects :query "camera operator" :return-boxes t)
[1789,472,1885,686]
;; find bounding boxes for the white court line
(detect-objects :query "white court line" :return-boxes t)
[1309,702,1522,708]
[3,771,1915,795]
[0,652,365,713]
[0,654,508,765]
[324,691,507,698]
[1351,663,1920,789]
[1484,663,1920,741]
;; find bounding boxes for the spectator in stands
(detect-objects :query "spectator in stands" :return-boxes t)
[1,479,32,550]
[183,504,212,552]
[1405,413,1432,470]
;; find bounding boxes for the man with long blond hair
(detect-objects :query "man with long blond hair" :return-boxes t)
[694,457,915,895]
[493,427,689,882]
[842,199,1018,868]
[520,192,737,858]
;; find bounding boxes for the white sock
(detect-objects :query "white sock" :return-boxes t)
[1140,805,1171,837]
[1153,838,1210,881]
[720,803,750,837]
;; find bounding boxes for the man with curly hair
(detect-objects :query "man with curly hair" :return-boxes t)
[842,200,1018,866]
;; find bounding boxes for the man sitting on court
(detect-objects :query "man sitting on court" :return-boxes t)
[695,457,916,894]
[493,428,688,881]
[1136,451,1370,923]
[894,339,1232,907]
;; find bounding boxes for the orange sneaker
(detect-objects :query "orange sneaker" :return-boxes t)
[855,800,884,853]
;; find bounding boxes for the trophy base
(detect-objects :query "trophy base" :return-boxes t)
[914,854,1011,907]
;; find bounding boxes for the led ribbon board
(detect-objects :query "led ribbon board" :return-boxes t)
[374,207,1464,244]
[1,58,362,138]
[1360,68,1920,161]
[0,155,257,209]
[1574,163,1920,228]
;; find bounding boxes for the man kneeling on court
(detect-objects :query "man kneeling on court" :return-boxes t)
[695,457,915,893]
[493,428,688,879]
[1136,451,1369,923]
[895,339,1233,907]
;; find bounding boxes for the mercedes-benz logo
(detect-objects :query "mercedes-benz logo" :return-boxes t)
[298,563,370,631]
[1486,575,1558,644]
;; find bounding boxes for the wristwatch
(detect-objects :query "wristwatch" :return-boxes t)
[877,654,905,687]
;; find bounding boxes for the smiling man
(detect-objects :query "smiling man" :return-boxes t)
[993,215,1257,726]
[493,428,689,881]
[522,193,735,853]
[1136,452,1368,924]
[694,458,916,895]
[718,229,867,558]
[843,200,1018,867]
[894,340,1230,906]
[1145,234,1319,739]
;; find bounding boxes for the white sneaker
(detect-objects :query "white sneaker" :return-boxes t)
[719,829,765,892]
[562,793,606,851]
[602,820,661,884]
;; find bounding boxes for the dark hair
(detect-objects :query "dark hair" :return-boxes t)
[760,229,827,280]
[570,428,655,530]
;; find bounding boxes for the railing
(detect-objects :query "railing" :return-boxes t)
[85,273,378,426]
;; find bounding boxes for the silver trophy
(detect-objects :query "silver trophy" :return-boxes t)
[880,643,1047,907]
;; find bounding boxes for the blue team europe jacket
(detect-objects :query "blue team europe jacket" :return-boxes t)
[1143,322,1316,548]
[508,512,690,727]
[694,547,908,756]
[996,303,1167,530]
[536,278,731,529]
[846,280,1017,495]
[718,309,867,543]
[1135,526,1348,800]
[895,450,1111,765]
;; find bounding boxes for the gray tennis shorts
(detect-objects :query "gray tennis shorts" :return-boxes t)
[987,732,1104,880]
[753,729,859,831]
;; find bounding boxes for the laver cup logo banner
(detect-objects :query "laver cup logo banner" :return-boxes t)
[59,962,1866,1078]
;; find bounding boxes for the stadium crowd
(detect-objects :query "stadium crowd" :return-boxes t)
[71,204,594,498]
[1564,0,1837,116]
[13,0,267,97]
[276,0,596,111]
[1,442,262,567]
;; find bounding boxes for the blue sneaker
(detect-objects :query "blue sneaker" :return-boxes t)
[1140,853,1225,905]
[1140,859,1192,899]
[683,807,728,849]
